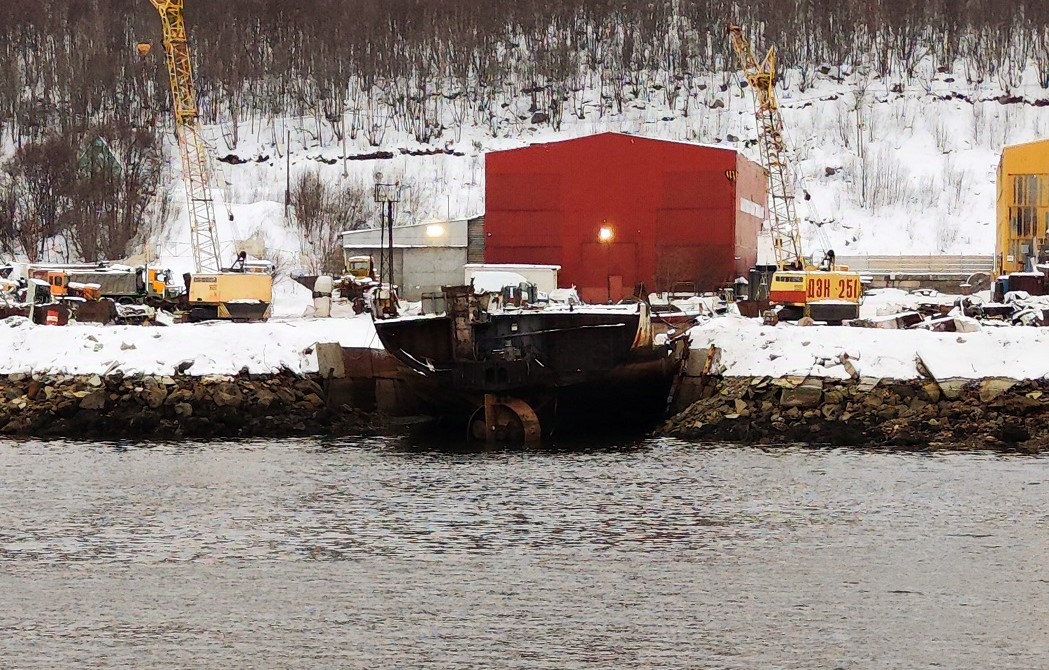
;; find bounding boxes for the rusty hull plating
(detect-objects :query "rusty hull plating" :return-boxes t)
[372,285,686,437]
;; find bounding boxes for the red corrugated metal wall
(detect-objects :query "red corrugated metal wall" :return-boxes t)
[733,152,766,277]
[485,132,766,302]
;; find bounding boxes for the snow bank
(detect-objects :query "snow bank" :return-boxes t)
[690,316,1049,381]
[0,316,381,377]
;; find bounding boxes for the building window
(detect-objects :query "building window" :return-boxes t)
[1011,206,1037,237]
[1010,174,1049,238]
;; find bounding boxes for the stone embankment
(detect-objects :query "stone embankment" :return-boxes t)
[0,370,376,439]
[660,375,1047,452]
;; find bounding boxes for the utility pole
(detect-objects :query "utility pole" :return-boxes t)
[373,172,400,318]
[284,129,291,218]
[341,111,348,178]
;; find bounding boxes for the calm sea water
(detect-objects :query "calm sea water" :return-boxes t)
[0,436,1046,669]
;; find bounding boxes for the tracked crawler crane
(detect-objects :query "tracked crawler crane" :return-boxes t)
[146,0,272,321]
[728,24,862,322]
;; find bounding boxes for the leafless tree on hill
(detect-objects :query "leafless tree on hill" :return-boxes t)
[1,135,76,261]
[1,0,1049,155]
[290,170,369,275]
[68,124,164,262]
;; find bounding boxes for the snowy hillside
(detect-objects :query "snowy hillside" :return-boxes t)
[146,57,1049,289]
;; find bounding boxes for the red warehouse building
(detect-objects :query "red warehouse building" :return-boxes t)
[484,132,767,302]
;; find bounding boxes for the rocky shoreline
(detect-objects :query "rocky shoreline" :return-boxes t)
[660,375,1048,452]
[0,370,377,440]
[6,362,1048,450]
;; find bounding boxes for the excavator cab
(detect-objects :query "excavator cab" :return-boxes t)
[346,255,375,280]
[45,271,69,296]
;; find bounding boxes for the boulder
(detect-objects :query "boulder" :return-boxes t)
[143,386,167,409]
[780,377,823,408]
[79,391,107,411]
[920,382,941,403]
[979,378,1018,403]
[212,384,244,408]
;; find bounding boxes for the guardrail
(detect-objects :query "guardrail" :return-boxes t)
[835,255,993,274]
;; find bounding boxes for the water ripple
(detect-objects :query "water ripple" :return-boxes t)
[0,437,1047,668]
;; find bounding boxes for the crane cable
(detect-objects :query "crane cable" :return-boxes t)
[200,127,244,258]
[777,118,834,258]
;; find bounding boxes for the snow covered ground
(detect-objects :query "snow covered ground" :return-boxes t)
[183,65,1049,256]
[4,294,1047,383]
[0,315,381,377]
[689,315,1049,381]
[858,287,965,319]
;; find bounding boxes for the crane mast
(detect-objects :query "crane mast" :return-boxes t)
[149,0,223,274]
[728,24,805,270]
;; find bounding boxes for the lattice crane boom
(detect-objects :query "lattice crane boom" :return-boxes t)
[728,24,805,270]
[149,0,223,274]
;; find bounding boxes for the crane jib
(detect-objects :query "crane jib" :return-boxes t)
[148,0,222,275]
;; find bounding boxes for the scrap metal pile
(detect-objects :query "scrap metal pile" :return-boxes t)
[0,263,175,326]
[848,288,1049,332]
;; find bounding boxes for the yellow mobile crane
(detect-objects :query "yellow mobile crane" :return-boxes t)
[728,24,861,323]
[146,0,272,322]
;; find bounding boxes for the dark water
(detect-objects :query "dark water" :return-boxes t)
[0,436,1047,669]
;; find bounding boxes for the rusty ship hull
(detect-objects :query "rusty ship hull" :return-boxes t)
[373,297,685,438]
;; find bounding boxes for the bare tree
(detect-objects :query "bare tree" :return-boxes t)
[2,0,1048,168]
[290,170,369,274]
[67,124,164,262]
[2,134,76,260]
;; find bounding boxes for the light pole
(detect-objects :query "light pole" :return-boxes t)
[598,222,614,302]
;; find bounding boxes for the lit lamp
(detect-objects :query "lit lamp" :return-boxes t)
[425,223,446,238]
[598,223,614,302]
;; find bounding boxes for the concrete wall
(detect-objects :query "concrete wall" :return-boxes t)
[345,246,467,300]
[863,272,991,294]
[401,247,467,300]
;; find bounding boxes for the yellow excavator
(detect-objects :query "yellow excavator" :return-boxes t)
[728,24,862,323]
[144,0,272,322]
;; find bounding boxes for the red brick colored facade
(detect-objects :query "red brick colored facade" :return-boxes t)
[484,132,766,302]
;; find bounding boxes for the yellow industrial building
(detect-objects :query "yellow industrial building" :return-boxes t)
[996,138,1049,275]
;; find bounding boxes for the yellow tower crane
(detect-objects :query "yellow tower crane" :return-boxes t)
[144,0,273,321]
[728,24,862,323]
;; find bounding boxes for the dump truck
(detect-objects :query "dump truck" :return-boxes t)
[30,265,180,305]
